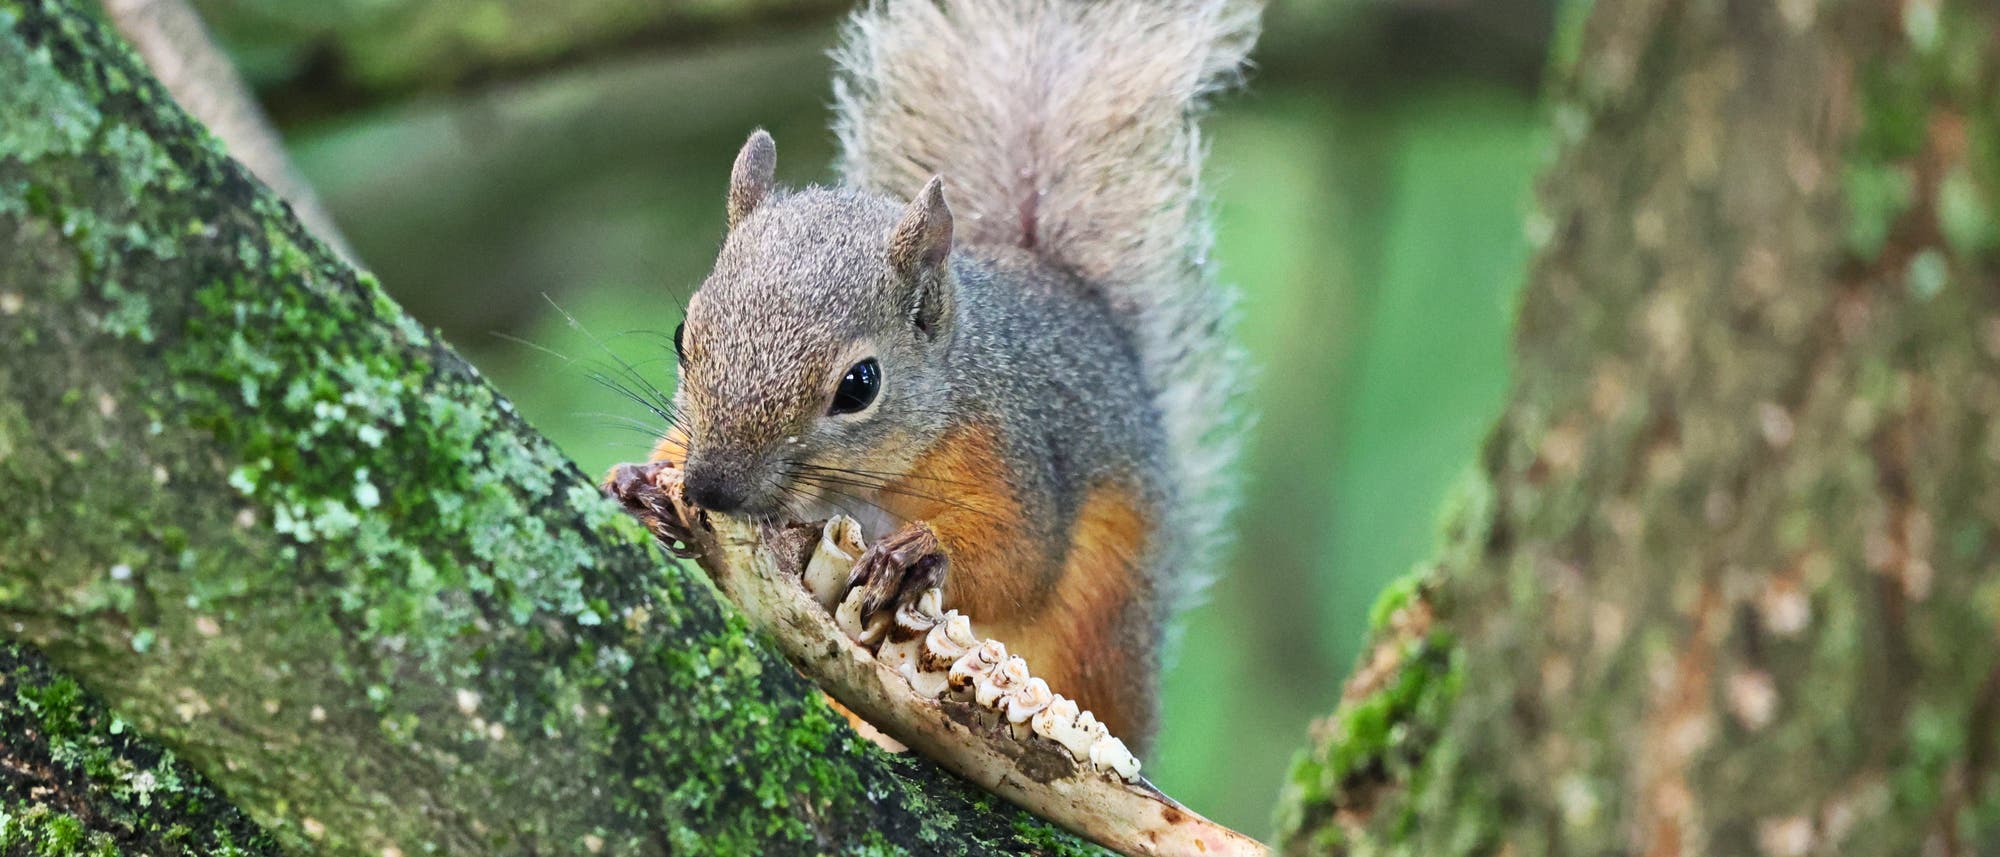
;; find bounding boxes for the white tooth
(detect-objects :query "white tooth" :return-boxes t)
[943,612,977,647]
[915,588,943,618]
[949,640,1006,694]
[1076,711,1104,736]
[878,633,923,674]
[1064,711,1111,762]
[1005,677,1052,724]
[995,656,1031,689]
[1034,696,1096,762]
[920,612,977,672]
[834,585,888,646]
[1054,727,1095,762]
[974,673,1007,708]
[903,661,949,698]
[1031,695,1079,738]
[834,586,865,638]
[802,516,865,611]
[975,656,1025,709]
[892,597,940,640]
[1088,734,1141,781]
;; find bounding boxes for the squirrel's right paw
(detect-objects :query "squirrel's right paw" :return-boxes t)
[846,521,947,625]
[604,461,702,558]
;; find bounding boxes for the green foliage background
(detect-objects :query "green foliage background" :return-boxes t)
[271,4,1548,835]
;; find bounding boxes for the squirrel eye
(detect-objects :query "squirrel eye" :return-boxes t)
[829,358,881,415]
[673,322,686,362]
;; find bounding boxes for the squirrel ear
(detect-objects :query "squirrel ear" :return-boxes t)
[889,176,953,276]
[888,176,955,337]
[726,129,777,231]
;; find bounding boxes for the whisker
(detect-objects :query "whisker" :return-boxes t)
[783,468,960,501]
[583,370,674,425]
[489,330,577,363]
[784,461,980,488]
[540,294,684,426]
[784,472,998,524]
[795,483,900,526]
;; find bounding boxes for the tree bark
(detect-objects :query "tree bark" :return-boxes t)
[103,0,354,261]
[1279,0,2000,854]
[0,1,1096,852]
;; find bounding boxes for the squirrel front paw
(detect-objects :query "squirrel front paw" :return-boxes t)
[847,521,947,624]
[604,461,702,558]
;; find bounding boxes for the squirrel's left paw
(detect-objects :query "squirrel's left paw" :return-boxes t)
[604,461,702,558]
[847,521,946,624]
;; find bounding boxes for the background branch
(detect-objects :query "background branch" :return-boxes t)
[187,0,851,123]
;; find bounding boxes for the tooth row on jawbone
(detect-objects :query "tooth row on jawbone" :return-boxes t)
[803,517,1142,782]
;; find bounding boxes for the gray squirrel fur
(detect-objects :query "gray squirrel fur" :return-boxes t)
[832,0,1258,618]
[668,0,1258,747]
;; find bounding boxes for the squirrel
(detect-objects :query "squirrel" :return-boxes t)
[608,0,1257,754]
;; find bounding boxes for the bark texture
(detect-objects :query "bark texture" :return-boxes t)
[104,0,353,261]
[1279,0,2000,854]
[0,1,1096,852]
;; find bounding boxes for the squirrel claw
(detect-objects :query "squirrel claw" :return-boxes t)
[847,521,946,625]
[605,461,702,558]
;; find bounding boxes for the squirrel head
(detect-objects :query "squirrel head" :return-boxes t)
[672,129,958,520]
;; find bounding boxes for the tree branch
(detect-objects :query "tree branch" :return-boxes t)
[189,0,851,123]
[0,0,1100,851]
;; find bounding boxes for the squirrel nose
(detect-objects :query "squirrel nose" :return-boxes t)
[683,467,746,514]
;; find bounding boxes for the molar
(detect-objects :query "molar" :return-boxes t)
[889,591,942,642]
[948,639,1007,694]
[802,516,866,611]
[921,612,977,672]
[1032,695,1095,761]
[902,661,949,697]
[834,585,889,645]
[975,655,1030,708]
[1005,677,1053,724]
[1088,734,1141,781]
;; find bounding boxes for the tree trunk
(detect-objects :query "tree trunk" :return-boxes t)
[0,1,1095,852]
[1279,0,2000,854]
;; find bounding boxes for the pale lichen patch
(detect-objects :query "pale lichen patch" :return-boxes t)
[1756,814,1815,857]
[1725,669,1778,730]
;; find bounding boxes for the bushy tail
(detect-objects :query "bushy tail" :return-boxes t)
[832,0,1258,611]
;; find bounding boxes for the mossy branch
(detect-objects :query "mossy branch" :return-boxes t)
[0,1,1101,852]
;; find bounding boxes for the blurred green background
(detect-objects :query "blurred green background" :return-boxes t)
[239,0,1551,837]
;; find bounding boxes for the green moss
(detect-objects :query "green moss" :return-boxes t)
[0,642,281,855]
[1938,167,1999,257]
[1546,0,1596,80]
[1843,162,1917,259]
[0,804,118,857]
[1008,814,1110,855]
[1366,573,1425,634]
[0,16,99,162]
[1277,575,1463,857]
